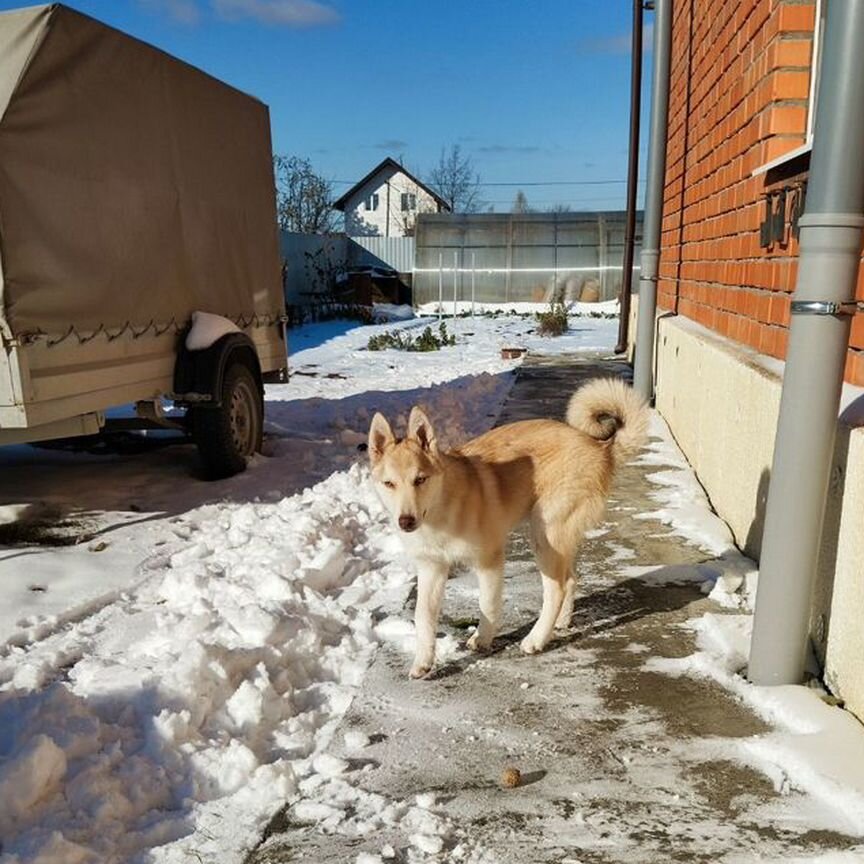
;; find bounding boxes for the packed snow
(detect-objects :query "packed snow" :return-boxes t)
[2,306,864,863]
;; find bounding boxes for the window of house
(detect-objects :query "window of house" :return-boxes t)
[805,0,828,144]
[364,193,379,211]
[753,0,827,175]
[401,192,417,212]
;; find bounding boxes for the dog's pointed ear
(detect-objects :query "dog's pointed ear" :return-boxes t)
[408,406,437,454]
[368,413,395,465]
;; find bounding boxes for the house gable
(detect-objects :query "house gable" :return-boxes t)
[334,157,449,237]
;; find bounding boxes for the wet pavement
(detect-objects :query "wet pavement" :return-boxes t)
[248,354,862,864]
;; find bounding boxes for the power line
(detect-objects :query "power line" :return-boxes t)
[330,177,647,188]
[477,179,646,188]
[482,194,641,204]
[481,204,633,209]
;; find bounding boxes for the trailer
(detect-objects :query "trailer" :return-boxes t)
[0,4,287,477]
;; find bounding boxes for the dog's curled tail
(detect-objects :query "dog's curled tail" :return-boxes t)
[566,377,649,463]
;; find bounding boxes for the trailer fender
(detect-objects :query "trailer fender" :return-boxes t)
[173,332,263,405]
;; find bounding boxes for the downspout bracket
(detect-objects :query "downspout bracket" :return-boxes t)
[790,300,862,316]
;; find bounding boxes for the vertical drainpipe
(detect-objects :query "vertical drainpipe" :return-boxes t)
[615,0,645,355]
[633,0,672,401]
[749,0,864,686]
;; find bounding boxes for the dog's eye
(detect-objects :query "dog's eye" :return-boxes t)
[413,476,427,487]
[383,480,396,489]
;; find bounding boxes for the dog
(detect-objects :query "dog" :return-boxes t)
[368,377,649,679]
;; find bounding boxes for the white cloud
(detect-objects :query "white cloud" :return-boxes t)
[139,0,202,25]
[212,0,340,26]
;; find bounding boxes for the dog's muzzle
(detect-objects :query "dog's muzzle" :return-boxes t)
[398,514,418,532]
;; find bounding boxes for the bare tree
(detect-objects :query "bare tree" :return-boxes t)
[273,155,339,234]
[428,144,483,213]
[512,190,530,213]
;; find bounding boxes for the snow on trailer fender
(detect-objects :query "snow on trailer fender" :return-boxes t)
[0,4,287,477]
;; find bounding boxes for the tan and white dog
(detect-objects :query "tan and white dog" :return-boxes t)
[368,377,649,678]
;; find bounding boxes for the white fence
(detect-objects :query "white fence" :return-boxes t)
[280,232,414,306]
[349,236,415,274]
[414,212,641,305]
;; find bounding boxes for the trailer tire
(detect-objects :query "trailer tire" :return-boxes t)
[192,360,263,479]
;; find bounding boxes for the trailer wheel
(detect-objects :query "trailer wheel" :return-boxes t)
[192,360,263,479]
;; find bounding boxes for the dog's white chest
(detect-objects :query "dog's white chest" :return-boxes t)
[401,526,476,566]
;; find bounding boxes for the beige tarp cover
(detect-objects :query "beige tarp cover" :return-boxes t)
[0,4,284,339]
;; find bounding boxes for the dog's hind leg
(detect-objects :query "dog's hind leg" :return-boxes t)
[555,568,578,630]
[467,550,505,652]
[521,557,567,654]
[521,520,569,654]
[524,503,591,652]
[410,558,449,679]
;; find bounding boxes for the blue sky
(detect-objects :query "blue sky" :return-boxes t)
[2,0,652,211]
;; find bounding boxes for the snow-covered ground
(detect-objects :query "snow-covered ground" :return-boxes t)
[415,299,619,319]
[0,309,616,863]
[2,306,863,863]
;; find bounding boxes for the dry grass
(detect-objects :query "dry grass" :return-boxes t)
[535,301,569,337]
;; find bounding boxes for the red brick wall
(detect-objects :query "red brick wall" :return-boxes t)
[658,0,864,385]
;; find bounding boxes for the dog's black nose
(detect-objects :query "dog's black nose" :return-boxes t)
[398,514,417,532]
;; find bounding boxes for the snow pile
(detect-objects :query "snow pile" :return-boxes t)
[372,303,415,323]
[185,310,242,351]
[636,413,737,557]
[254,776,494,863]
[0,465,420,863]
[707,567,759,610]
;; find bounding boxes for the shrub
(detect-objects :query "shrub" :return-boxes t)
[367,330,410,351]
[367,322,456,352]
[535,300,569,336]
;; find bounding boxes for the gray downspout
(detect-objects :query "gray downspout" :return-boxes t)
[749,0,864,685]
[633,0,672,400]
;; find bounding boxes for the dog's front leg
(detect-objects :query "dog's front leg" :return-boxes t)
[410,559,449,679]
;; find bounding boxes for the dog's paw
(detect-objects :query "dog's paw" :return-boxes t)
[409,663,432,679]
[466,632,492,653]
[520,635,545,655]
